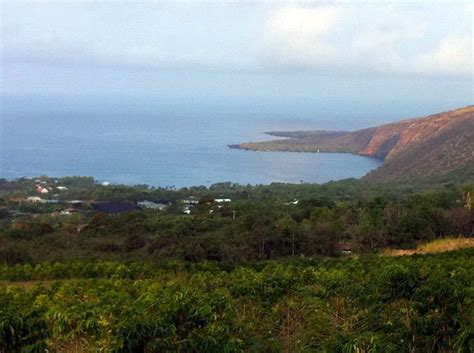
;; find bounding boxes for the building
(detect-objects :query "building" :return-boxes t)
[183,204,195,214]
[92,201,139,214]
[44,199,59,204]
[137,200,171,210]
[67,200,84,210]
[27,196,45,203]
[36,186,49,194]
[60,208,83,215]
[214,198,231,203]
[182,196,199,205]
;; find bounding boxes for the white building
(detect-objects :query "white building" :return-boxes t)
[27,196,45,203]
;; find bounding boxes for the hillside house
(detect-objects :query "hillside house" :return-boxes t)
[92,201,139,214]
[138,200,171,210]
[27,196,45,203]
[183,197,199,205]
[36,186,49,194]
[214,198,231,203]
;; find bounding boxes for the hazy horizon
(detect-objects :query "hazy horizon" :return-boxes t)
[2,1,472,108]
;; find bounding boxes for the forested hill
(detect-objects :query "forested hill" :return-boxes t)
[229,105,474,181]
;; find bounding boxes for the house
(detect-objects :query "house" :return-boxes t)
[27,196,45,203]
[137,200,171,210]
[67,200,84,209]
[214,198,231,203]
[182,196,199,205]
[36,186,49,194]
[92,201,139,214]
[183,204,195,214]
[60,208,83,215]
[43,199,59,204]
[284,199,299,205]
[336,242,353,255]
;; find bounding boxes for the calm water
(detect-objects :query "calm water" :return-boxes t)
[1,97,383,187]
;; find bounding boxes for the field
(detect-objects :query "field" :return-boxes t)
[1,248,473,352]
[382,237,474,256]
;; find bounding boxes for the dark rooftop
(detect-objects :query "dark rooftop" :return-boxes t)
[92,202,139,214]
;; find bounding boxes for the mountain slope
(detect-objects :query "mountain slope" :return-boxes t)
[364,107,474,181]
[230,105,474,181]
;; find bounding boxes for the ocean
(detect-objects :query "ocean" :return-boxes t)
[1,96,392,187]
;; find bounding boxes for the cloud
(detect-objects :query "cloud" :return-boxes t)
[1,1,472,79]
[349,6,427,73]
[414,36,472,76]
[263,5,348,68]
[262,4,472,78]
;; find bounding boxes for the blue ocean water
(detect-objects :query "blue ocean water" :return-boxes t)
[1,96,384,187]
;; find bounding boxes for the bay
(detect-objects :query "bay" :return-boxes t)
[1,96,382,187]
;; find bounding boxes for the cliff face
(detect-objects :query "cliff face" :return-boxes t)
[359,120,413,158]
[364,107,474,181]
[230,105,474,181]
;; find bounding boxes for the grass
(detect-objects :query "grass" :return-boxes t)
[382,237,474,257]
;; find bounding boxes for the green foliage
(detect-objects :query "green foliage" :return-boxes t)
[0,250,472,352]
[0,176,473,351]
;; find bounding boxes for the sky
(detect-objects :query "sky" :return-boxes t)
[1,0,473,117]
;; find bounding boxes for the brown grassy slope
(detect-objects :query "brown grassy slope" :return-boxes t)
[382,237,474,256]
[364,106,474,181]
[230,128,375,154]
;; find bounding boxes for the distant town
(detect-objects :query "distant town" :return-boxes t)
[1,176,241,233]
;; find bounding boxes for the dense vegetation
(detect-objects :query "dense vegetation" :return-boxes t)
[0,175,473,352]
[1,249,473,352]
[0,175,472,264]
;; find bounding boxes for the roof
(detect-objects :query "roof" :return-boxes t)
[92,202,140,214]
[27,196,45,202]
[214,198,231,203]
[137,200,170,209]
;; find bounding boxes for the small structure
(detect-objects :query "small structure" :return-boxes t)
[60,208,83,215]
[138,200,171,210]
[337,242,353,255]
[92,201,139,214]
[214,198,231,203]
[56,186,68,191]
[27,196,45,203]
[285,199,299,205]
[67,200,84,210]
[182,197,199,205]
[36,186,49,194]
[43,199,59,204]
[183,204,195,215]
